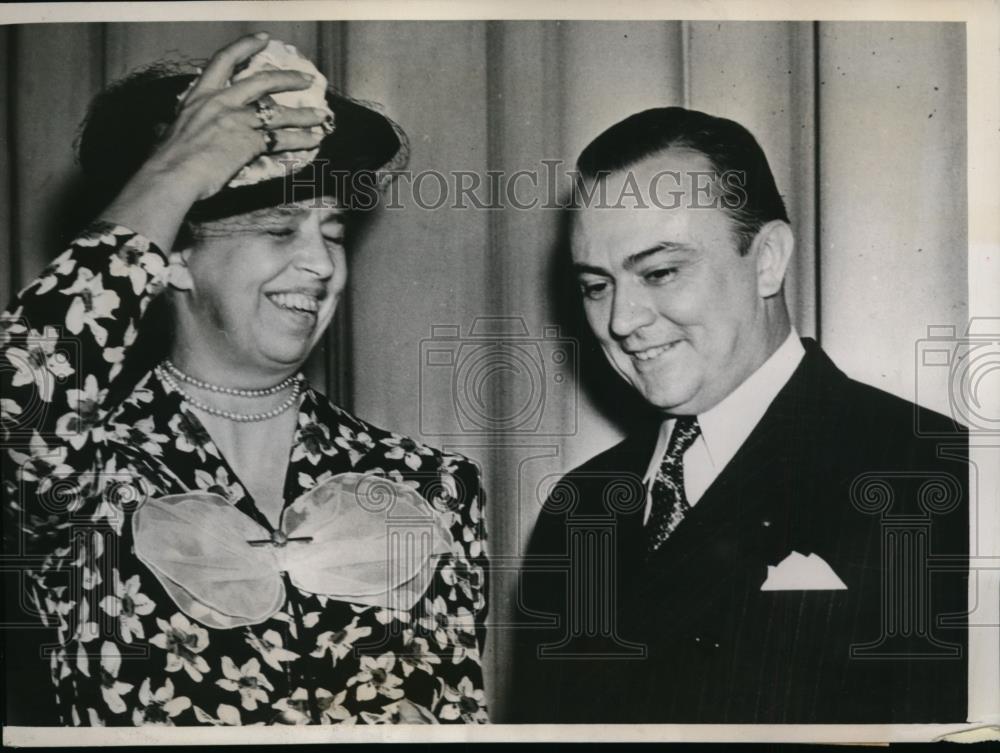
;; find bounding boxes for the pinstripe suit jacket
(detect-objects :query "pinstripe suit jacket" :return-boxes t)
[510,339,968,723]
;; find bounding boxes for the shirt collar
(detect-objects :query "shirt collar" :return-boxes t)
[643,329,805,484]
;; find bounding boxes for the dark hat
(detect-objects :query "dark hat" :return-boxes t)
[77,67,407,222]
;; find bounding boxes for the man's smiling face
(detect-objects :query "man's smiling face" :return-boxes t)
[572,149,776,415]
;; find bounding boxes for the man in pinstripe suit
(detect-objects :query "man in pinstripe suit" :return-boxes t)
[510,107,968,723]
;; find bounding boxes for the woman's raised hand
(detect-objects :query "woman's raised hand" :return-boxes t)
[100,32,329,251]
[148,32,329,201]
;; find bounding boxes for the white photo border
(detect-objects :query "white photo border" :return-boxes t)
[1,0,997,745]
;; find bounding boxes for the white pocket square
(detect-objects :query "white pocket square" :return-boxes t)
[760,551,847,591]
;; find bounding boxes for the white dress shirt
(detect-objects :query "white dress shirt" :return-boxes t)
[642,330,806,523]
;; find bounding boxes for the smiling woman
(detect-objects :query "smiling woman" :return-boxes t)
[1,34,488,726]
[167,207,347,410]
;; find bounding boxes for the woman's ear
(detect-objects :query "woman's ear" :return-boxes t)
[753,220,794,298]
[167,248,194,291]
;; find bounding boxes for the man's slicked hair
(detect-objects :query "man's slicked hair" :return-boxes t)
[575,106,789,255]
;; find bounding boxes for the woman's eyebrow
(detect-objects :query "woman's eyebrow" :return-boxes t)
[319,207,345,223]
[572,262,610,276]
[274,205,312,218]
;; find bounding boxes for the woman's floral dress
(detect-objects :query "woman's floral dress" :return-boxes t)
[1,223,489,726]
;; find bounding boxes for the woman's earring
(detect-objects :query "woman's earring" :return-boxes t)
[167,251,194,291]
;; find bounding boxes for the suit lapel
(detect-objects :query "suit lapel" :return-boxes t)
[598,420,661,556]
[632,340,845,620]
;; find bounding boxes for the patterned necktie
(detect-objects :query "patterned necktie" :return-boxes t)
[646,416,701,555]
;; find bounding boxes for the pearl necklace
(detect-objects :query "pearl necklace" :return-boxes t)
[155,364,304,423]
[162,359,297,397]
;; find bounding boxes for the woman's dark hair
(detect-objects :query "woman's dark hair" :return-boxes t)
[575,106,789,255]
[75,64,194,228]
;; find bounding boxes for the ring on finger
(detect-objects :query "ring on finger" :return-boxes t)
[254,99,276,129]
[263,127,278,153]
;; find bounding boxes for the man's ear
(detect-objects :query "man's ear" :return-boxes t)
[167,248,194,292]
[753,220,794,298]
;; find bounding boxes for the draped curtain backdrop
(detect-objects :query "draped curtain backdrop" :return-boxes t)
[0,20,967,720]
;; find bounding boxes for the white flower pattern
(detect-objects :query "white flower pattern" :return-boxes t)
[61,268,120,347]
[98,568,155,643]
[215,657,273,710]
[439,676,488,723]
[132,678,191,725]
[193,703,244,726]
[347,652,406,702]
[245,629,300,672]
[99,642,134,714]
[5,325,76,403]
[150,613,211,681]
[310,617,373,665]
